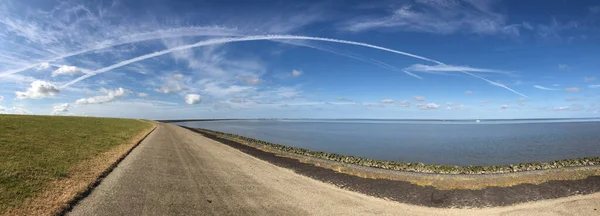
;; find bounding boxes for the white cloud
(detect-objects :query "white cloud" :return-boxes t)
[0,106,5,113]
[337,97,352,102]
[501,104,509,109]
[342,1,526,36]
[37,62,50,70]
[413,96,426,101]
[465,91,472,95]
[558,64,570,70]
[405,64,506,73]
[15,80,60,99]
[446,102,467,110]
[76,88,129,105]
[172,73,184,80]
[202,82,254,98]
[565,87,581,92]
[11,107,30,114]
[154,84,188,94]
[138,92,149,97]
[291,70,303,77]
[184,94,202,104]
[52,103,70,115]
[380,99,394,103]
[240,77,262,85]
[544,105,584,111]
[398,100,410,107]
[554,106,570,111]
[533,85,557,91]
[272,87,302,99]
[479,100,489,107]
[584,77,596,82]
[0,96,3,101]
[589,84,600,89]
[416,103,440,110]
[52,65,83,77]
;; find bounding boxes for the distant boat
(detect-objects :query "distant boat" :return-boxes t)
[476,119,481,123]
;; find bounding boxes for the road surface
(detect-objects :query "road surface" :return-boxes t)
[68,123,600,216]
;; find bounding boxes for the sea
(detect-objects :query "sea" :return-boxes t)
[175,119,600,166]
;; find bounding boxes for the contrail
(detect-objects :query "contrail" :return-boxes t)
[61,34,440,88]
[461,71,528,98]
[0,26,239,78]
[368,59,423,79]
[533,85,557,91]
[59,34,526,97]
[278,40,422,79]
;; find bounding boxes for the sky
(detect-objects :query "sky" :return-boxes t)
[0,0,599,119]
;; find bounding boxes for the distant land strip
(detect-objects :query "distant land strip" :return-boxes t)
[180,126,600,207]
[160,117,600,123]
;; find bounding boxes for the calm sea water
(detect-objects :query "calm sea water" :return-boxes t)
[175,119,600,166]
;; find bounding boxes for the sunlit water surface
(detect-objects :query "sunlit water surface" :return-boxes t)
[176,119,600,166]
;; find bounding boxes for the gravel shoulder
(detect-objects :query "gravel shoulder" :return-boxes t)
[68,123,600,216]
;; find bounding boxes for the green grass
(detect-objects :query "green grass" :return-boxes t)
[0,115,152,212]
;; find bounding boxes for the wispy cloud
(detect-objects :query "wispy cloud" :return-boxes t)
[54,34,525,97]
[291,69,303,77]
[584,76,596,82]
[533,85,557,91]
[413,96,425,101]
[543,104,584,111]
[398,100,411,107]
[380,99,394,103]
[155,84,188,94]
[565,87,582,92]
[416,103,440,110]
[342,0,527,37]
[336,97,352,102]
[138,92,149,97]
[558,64,571,70]
[446,102,467,110]
[465,90,473,95]
[589,84,600,89]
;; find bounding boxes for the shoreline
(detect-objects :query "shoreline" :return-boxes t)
[181,126,600,207]
[189,127,600,175]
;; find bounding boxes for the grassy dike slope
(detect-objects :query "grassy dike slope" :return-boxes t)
[0,115,154,215]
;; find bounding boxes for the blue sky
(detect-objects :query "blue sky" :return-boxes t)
[0,0,599,119]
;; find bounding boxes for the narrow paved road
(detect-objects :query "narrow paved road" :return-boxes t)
[68,123,600,216]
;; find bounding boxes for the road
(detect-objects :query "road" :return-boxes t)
[68,123,600,216]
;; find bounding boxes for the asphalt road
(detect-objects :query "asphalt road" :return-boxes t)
[68,123,600,216]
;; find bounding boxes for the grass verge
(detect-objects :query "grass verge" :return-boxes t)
[0,115,154,215]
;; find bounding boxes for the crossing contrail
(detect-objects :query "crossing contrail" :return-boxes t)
[277,40,422,79]
[0,26,239,78]
[59,34,526,97]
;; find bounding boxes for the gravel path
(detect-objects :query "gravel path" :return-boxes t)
[68,123,600,216]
